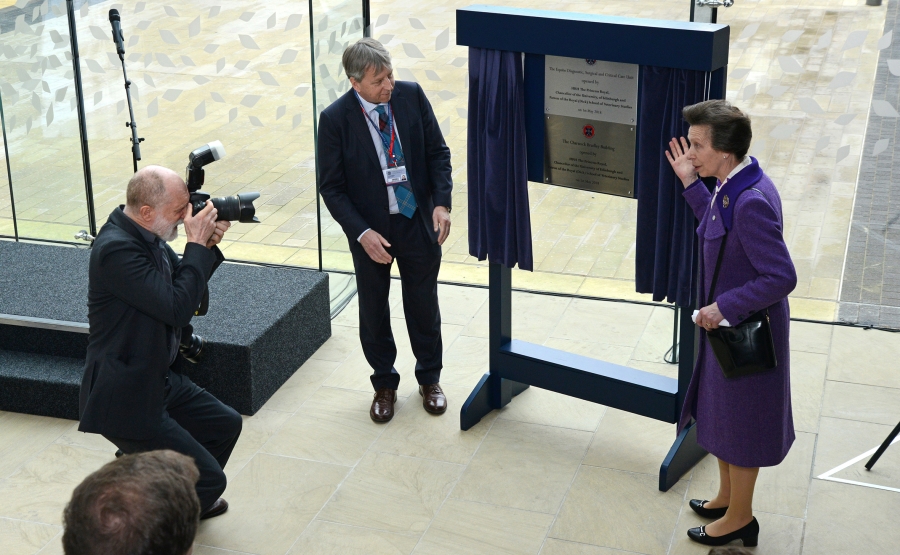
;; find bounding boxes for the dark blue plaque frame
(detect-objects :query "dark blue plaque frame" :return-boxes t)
[457,5,729,491]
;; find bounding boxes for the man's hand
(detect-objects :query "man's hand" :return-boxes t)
[206,220,230,249]
[360,229,393,264]
[183,201,218,246]
[432,206,451,245]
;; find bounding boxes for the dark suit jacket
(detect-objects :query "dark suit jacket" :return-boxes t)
[317,81,452,243]
[78,207,223,440]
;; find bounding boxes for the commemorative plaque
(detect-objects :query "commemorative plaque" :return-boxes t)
[543,56,638,197]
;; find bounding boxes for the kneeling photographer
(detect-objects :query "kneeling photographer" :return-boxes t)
[78,163,242,521]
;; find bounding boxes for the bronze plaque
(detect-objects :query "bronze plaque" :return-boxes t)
[543,56,638,197]
[543,115,635,197]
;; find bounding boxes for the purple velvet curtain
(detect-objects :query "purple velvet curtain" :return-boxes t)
[467,48,534,271]
[634,66,709,306]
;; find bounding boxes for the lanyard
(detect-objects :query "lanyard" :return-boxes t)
[355,92,397,165]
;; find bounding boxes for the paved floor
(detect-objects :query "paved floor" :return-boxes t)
[0,0,897,323]
[839,0,900,327]
[1,284,900,555]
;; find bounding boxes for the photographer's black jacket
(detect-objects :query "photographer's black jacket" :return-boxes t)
[78,207,223,440]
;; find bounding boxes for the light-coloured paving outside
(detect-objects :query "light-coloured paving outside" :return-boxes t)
[0,0,895,321]
[2,284,900,554]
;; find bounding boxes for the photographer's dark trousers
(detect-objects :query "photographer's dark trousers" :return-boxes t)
[350,212,443,391]
[105,370,242,513]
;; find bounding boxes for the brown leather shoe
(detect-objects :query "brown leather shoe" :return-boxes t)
[419,384,447,415]
[200,498,228,520]
[370,388,397,422]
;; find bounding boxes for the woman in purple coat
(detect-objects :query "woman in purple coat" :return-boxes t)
[665,100,797,548]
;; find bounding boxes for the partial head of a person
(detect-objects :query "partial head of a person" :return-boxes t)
[124,165,190,242]
[62,450,201,555]
[343,38,394,104]
[682,99,752,181]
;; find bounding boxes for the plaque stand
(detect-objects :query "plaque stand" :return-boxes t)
[460,263,705,491]
[456,6,730,491]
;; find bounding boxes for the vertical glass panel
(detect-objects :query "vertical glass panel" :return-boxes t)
[310,0,364,273]
[0,0,91,242]
[0,91,14,238]
[73,1,317,265]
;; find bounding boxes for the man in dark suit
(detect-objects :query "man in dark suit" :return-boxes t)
[78,165,241,519]
[318,38,452,422]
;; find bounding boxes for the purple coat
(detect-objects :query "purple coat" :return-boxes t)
[678,157,797,468]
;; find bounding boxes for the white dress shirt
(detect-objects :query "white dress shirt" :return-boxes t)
[711,155,751,208]
[356,93,403,241]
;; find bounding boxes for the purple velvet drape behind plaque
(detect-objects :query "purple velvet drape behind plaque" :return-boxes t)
[467,48,534,271]
[635,66,709,306]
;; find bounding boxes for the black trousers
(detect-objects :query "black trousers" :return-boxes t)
[105,370,242,513]
[350,212,442,390]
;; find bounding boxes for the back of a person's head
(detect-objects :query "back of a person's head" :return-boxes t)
[63,450,200,555]
[708,547,753,555]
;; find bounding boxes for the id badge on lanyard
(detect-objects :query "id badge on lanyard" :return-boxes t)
[356,93,408,187]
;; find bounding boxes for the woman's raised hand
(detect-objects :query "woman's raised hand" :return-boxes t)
[665,137,698,189]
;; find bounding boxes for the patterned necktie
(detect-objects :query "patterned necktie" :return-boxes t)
[374,105,417,218]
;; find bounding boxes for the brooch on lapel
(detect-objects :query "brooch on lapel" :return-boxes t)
[722,195,730,208]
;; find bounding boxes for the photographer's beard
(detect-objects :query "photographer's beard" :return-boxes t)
[151,214,183,242]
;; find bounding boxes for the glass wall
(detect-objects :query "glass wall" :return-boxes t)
[0,0,92,242]
[310,0,364,273]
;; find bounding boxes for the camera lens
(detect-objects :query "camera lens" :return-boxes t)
[179,333,205,364]
[209,192,260,223]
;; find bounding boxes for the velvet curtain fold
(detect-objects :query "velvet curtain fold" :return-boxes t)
[634,66,710,306]
[467,48,534,271]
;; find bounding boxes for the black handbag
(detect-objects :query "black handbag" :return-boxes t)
[704,233,777,379]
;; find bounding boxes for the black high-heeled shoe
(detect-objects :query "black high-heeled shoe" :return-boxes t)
[689,498,728,519]
[687,517,759,547]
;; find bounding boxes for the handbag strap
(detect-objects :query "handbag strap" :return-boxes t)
[706,231,728,307]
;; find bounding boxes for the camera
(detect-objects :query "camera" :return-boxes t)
[179,333,205,364]
[186,141,260,223]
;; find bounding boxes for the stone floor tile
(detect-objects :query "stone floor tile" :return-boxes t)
[194,453,349,555]
[582,408,678,476]
[0,412,75,480]
[438,334,489,388]
[287,520,418,555]
[820,380,900,425]
[0,517,60,555]
[371,383,496,465]
[551,299,654,347]
[35,533,64,555]
[54,423,118,454]
[310,324,361,363]
[193,546,257,555]
[789,322,833,354]
[435,285,488,326]
[826,326,900,388]
[789,351,828,433]
[802,479,900,555]
[0,444,113,526]
[496,386,607,432]
[451,419,592,514]
[549,466,687,555]
[668,506,803,555]
[260,387,393,466]
[630,307,679,364]
[811,416,899,480]
[540,539,643,555]
[413,498,554,555]
[224,409,294,481]
[317,451,463,536]
[261,358,339,413]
